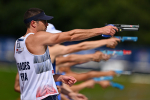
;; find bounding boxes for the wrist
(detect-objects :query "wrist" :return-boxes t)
[92,28,103,35]
[102,39,108,45]
[57,75,63,82]
[91,54,96,61]
[68,92,75,98]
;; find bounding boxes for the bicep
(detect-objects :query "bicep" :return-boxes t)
[37,32,71,46]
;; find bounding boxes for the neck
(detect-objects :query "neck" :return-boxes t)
[25,28,37,36]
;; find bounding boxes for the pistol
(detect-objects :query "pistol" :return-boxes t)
[101,50,132,56]
[115,36,138,42]
[102,24,139,37]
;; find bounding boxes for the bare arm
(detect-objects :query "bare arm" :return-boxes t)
[69,79,95,93]
[56,51,111,66]
[49,37,120,60]
[53,74,76,87]
[36,25,118,46]
[56,54,95,65]
[65,71,116,82]
[14,72,20,93]
[61,84,88,100]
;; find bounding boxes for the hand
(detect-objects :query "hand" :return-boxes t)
[68,92,88,100]
[106,37,121,48]
[106,71,116,76]
[101,54,111,61]
[56,86,61,93]
[100,25,118,36]
[93,51,103,62]
[97,80,111,88]
[84,80,95,88]
[60,75,77,87]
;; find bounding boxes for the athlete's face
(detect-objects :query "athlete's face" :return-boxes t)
[36,20,48,31]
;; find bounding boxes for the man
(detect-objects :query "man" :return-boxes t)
[14,8,119,100]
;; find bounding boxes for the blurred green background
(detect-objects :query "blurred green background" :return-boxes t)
[0,0,150,100]
[0,0,150,45]
[1,65,150,100]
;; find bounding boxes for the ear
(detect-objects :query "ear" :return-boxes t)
[30,20,36,28]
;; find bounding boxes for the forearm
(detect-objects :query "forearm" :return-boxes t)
[69,83,86,92]
[56,62,79,68]
[78,39,108,50]
[56,54,94,65]
[61,85,73,95]
[53,74,62,82]
[70,28,102,41]
[88,71,111,78]
[14,72,20,93]
[14,85,20,93]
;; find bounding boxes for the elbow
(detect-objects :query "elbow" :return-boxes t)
[14,86,20,93]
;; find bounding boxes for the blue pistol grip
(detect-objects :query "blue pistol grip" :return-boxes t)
[107,51,114,55]
[93,76,113,81]
[122,37,138,42]
[101,50,113,55]
[110,82,124,90]
[102,24,114,37]
[115,51,123,56]
[115,36,121,39]
[115,70,123,74]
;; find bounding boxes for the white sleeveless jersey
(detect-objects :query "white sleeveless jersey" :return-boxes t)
[14,33,58,100]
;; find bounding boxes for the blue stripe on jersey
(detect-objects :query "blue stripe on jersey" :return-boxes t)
[17,39,24,41]
[52,59,62,100]
[52,60,56,73]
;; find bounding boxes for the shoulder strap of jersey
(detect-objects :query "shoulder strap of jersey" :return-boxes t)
[24,33,34,41]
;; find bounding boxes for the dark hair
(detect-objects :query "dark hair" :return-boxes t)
[24,8,43,28]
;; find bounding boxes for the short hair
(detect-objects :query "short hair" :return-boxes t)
[24,8,44,28]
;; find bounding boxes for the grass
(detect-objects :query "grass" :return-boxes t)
[0,69,20,100]
[79,75,150,100]
[0,65,150,100]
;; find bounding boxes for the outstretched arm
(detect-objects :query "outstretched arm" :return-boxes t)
[65,71,117,82]
[36,25,118,46]
[56,51,111,67]
[69,79,95,93]
[56,51,105,65]
[61,84,88,100]
[49,37,120,60]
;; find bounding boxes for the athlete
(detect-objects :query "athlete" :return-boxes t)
[14,8,118,100]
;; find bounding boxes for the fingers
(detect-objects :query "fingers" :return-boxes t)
[114,37,121,42]
[109,26,118,36]
[77,94,88,100]
[112,26,118,32]
[102,54,111,61]
[67,76,77,86]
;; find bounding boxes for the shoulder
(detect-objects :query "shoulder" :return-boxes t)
[33,31,54,39]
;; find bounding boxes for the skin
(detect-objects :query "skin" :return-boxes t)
[15,18,120,99]
[55,51,116,82]
[49,37,120,63]
[22,19,119,84]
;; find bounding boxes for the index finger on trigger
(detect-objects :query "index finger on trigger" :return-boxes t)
[113,26,118,32]
[115,38,121,42]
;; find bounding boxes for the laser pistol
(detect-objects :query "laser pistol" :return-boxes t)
[102,24,139,37]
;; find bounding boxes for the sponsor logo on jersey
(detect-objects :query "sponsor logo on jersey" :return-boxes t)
[16,42,24,54]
